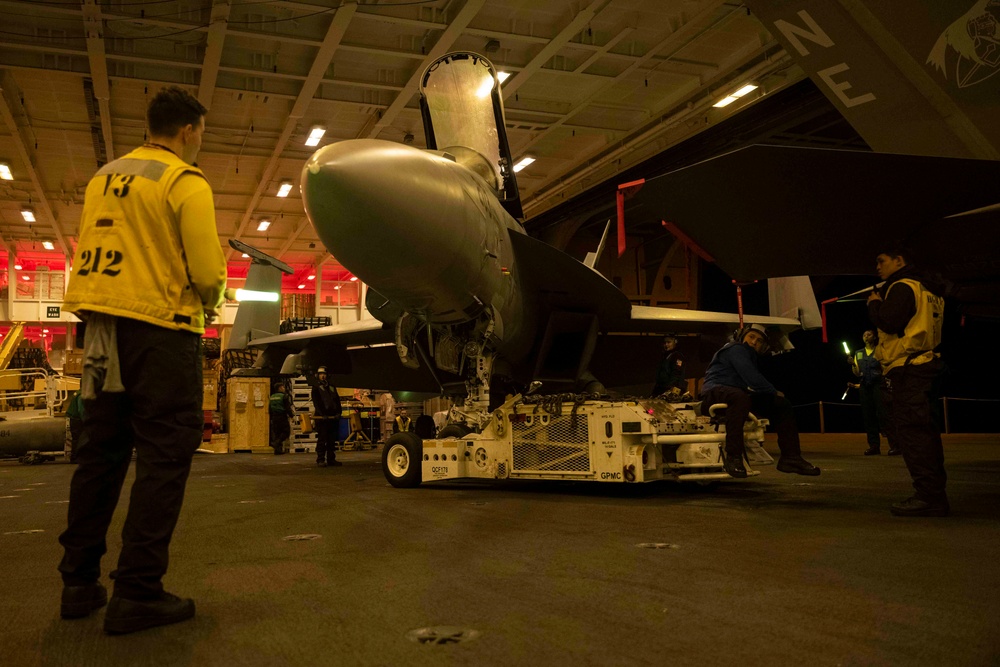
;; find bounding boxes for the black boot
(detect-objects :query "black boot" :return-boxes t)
[103,592,195,634]
[61,582,108,619]
[722,449,747,478]
[863,446,880,456]
[776,456,821,476]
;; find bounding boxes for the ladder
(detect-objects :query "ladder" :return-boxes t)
[0,322,26,371]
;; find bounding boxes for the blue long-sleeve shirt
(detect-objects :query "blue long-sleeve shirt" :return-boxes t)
[701,342,777,394]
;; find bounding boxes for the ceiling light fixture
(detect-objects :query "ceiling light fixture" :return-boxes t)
[334,285,341,290]
[21,209,35,222]
[0,163,12,180]
[276,180,293,197]
[241,253,249,258]
[42,241,54,250]
[714,83,758,108]
[297,284,306,289]
[14,263,23,270]
[512,156,535,173]
[307,274,315,280]
[349,276,358,282]
[497,71,511,83]
[305,126,326,147]
[257,220,271,232]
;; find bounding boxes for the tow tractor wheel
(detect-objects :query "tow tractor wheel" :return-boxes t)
[437,424,472,439]
[382,432,423,488]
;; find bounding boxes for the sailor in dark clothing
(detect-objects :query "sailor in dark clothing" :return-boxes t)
[268,383,293,455]
[651,335,688,399]
[868,249,947,517]
[850,330,891,456]
[700,323,820,479]
[311,367,343,467]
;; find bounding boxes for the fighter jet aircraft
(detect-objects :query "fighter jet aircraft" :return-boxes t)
[236,52,800,419]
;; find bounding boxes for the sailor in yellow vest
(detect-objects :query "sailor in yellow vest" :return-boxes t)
[393,407,412,433]
[868,247,947,517]
[58,87,227,633]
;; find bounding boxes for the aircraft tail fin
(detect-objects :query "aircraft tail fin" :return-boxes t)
[583,220,611,271]
[768,275,822,330]
[227,241,294,350]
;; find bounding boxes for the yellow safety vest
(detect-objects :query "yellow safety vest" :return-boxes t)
[875,278,944,372]
[64,146,215,333]
[396,416,411,432]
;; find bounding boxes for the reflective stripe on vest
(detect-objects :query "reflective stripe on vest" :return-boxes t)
[875,278,943,372]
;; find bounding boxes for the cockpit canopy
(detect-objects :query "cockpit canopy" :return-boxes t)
[419,51,523,220]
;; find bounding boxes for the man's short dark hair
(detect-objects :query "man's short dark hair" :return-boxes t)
[879,244,911,264]
[147,86,207,138]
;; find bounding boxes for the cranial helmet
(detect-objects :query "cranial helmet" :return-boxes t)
[735,323,770,353]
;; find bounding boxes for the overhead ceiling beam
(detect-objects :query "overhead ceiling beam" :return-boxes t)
[81,0,114,162]
[276,217,314,257]
[509,2,739,159]
[500,0,613,98]
[198,0,233,109]
[225,2,357,261]
[523,49,792,215]
[365,0,487,138]
[572,27,635,75]
[0,74,70,256]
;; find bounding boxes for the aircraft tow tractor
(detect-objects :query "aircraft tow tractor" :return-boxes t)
[381,394,773,488]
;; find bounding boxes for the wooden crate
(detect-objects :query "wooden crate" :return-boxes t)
[202,370,220,410]
[226,377,270,451]
[200,434,229,454]
[63,350,84,376]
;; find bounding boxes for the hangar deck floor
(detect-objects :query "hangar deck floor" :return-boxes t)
[1,434,998,667]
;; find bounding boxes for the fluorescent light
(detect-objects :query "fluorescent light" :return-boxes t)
[307,274,315,280]
[713,95,738,108]
[256,220,271,232]
[349,276,358,282]
[497,71,510,83]
[42,329,49,333]
[21,209,35,222]
[305,126,326,147]
[732,83,758,97]
[226,288,280,302]
[297,284,305,289]
[21,275,30,281]
[42,241,54,250]
[512,156,535,173]
[0,163,12,180]
[14,263,22,270]
[276,181,293,197]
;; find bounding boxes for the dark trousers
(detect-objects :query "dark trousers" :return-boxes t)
[315,417,340,462]
[884,360,947,503]
[700,385,801,459]
[270,415,290,453]
[58,319,203,600]
[859,384,884,448]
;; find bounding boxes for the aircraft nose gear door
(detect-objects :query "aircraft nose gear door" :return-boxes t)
[395,312,422,369]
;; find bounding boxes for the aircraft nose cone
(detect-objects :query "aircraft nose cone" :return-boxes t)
[302,139,466,284]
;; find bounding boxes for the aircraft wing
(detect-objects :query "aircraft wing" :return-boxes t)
[247,319,461,393]
[626,145,1000,282]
